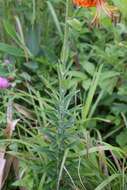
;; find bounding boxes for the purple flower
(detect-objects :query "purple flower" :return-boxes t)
[0,77,10,89]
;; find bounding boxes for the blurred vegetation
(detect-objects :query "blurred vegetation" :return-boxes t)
[0,0,127,189]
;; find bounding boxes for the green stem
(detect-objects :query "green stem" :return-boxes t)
[61,0,70,65]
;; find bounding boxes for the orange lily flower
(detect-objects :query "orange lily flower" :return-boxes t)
[73,0,96,7]
[73,0,120,26]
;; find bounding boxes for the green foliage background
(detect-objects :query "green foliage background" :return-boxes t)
[0,0,127,189]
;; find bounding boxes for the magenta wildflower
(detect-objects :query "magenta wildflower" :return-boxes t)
[0,77,10,89]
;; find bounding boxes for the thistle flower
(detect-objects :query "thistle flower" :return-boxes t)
[73,0,120,26]
[0,77,10,89]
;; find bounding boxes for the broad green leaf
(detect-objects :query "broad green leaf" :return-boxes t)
[116,129,127,147]
[0,43,24,57]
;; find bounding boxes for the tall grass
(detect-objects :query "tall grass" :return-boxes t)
[0,0,127,190]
